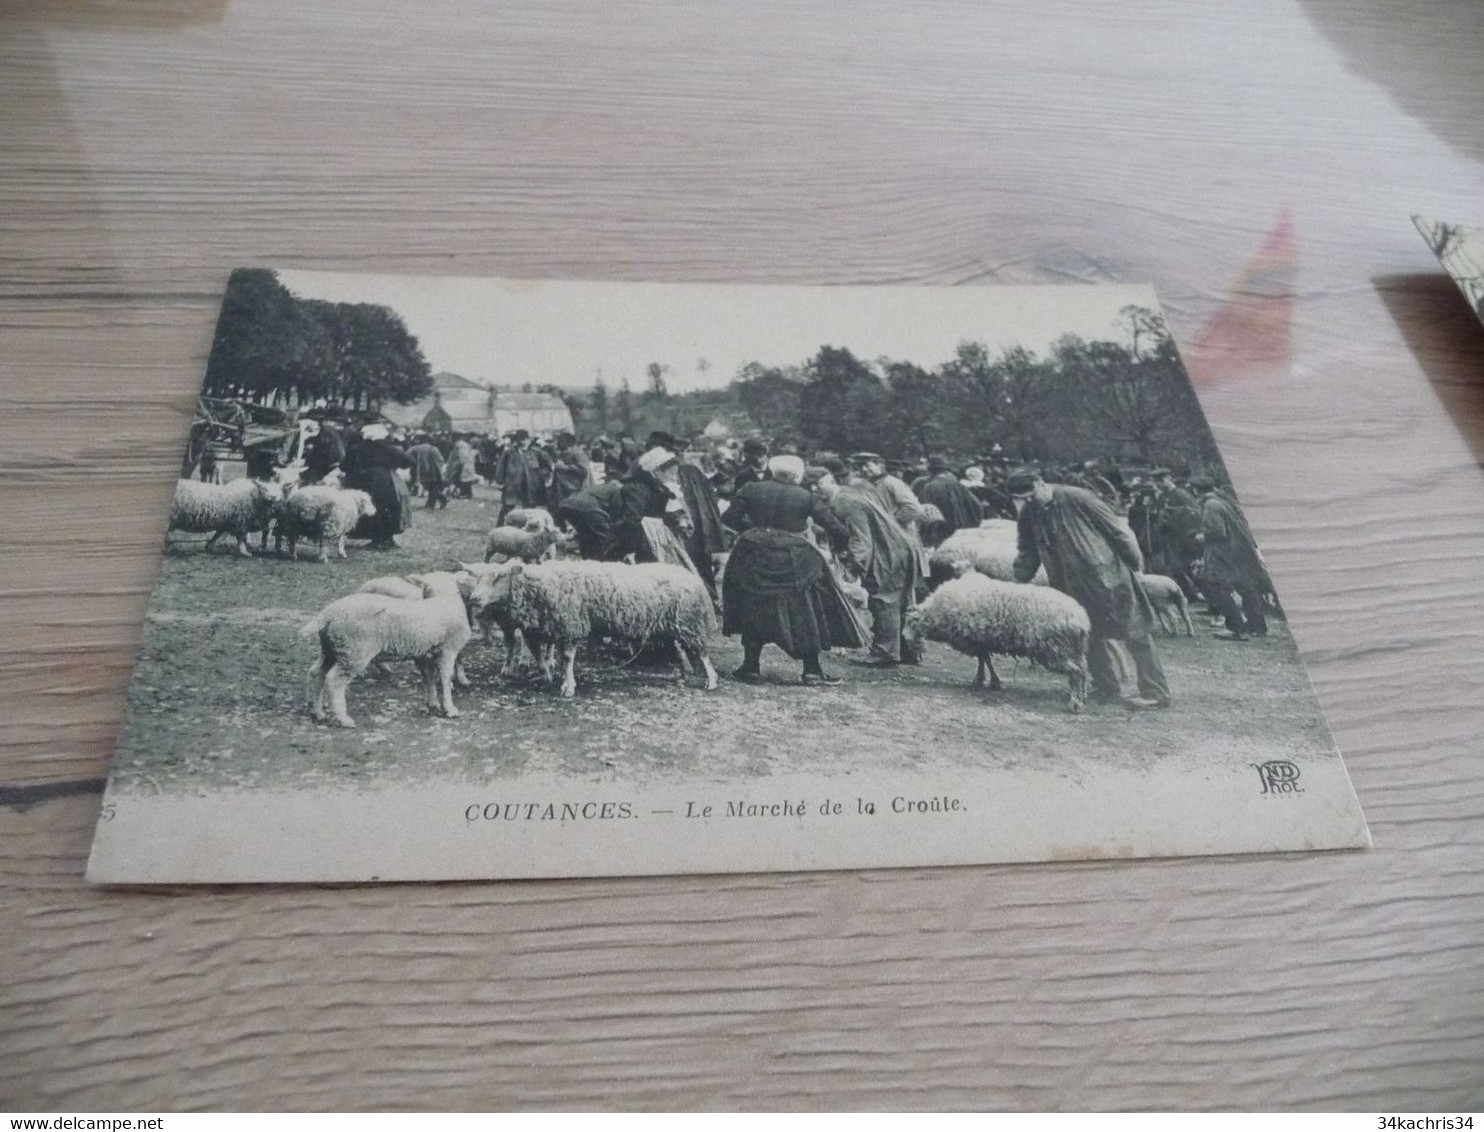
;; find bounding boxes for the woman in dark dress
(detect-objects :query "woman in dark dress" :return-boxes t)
[342,424,413,549]
[721,455,866,686]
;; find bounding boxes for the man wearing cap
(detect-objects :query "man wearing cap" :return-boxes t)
[494,429,551,521]
[916,455,983,546]
[849,453,931,590]
[1192,477,1268,641]
[811,462,922,668]
[1151,468,1203,602]
[1010,468,1171,708]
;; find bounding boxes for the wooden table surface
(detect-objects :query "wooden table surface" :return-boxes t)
[4,0,1483,1111]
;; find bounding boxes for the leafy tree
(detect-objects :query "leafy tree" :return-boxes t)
[732,362,805,443]
[588,373,610,435]
[616,377,635,432]
[646,362,670,399]
[797,346,886,454]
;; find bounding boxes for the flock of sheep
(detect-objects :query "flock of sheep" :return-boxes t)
[167,476,1197,726]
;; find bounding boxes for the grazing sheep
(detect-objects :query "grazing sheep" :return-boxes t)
[1138,572,1195,636]
[501,506,556,532]
[483,524,562,564]
[930,524,1047,588]
[277,486,375,562]
[903,572,1090,712]
[302,572,472,728]
[469,560,718,698]
[168,477,278,556]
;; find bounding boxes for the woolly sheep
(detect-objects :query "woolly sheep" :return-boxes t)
[483,524,562,565]
[302,571,472,727]
[168,477,278,557]
[903,572,1090,712]
[500,506,556,532]
[277,486,375,562]
[930,524,1047,588]
[1137,572,1194,636]
[469,560,719,698]
[356,572,479,686]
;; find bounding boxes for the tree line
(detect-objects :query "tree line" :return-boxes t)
[204,269,433,410]
[573,306,1224,470]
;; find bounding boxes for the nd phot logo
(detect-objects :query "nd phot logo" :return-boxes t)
[1251,760,1303,795]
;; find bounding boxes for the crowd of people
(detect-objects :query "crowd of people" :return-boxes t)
[200,412,1276,710]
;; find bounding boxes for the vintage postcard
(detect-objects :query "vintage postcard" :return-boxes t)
[1414,216,1484,328]
[87,274,1368,883]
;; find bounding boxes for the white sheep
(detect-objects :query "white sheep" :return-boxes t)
[500,506,556,532]
[930,524,1047,588]
[483,524,562,564]
[277,486,375,562]
[903,572,1091,712]
[302,571,472,727]
[1137,572,1195,636]
[168,477,279,556]
[355,573,479,686]
[469,560,719,698]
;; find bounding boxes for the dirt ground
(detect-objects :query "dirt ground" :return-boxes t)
[111,482,1341,794]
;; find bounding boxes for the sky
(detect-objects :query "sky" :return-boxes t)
[276,272,1157,394]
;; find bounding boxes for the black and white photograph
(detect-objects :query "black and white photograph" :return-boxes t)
[87,273,1368,883]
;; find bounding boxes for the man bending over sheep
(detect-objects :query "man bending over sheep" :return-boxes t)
[1009,469,1171,710]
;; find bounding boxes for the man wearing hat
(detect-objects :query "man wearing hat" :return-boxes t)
[1009,468,1171,708]
[916,454,983,546]
[494,429,551,521]
[811,462,922,668]
[734,437,770,494]
[1191,477,1268,641]
[547,430,591,511]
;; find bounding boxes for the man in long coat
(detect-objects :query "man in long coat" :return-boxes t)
[1151,468,1203,602]
[547,431,592,511]
[916,455,983,546]
[813,463,921,668]
[405,435,448,509]
[852,452,930,590]
[494,430,551,521]
[1192,476,1268,640]
[1011,469,1170,708]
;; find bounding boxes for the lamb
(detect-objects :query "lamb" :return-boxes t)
[168,477,279,556]
[356,573,479,686]
[469,560,719,698]
[903,572,1090,712]
[500,506,556,532]
[276,485,375,562]
[302,571,472,727]
[1137,572,1195,636]
[484,524,562,564]
[930,524,1047,588]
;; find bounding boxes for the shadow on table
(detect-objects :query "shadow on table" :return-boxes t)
[1374,272,1484,467]
[1300,0,1484,164]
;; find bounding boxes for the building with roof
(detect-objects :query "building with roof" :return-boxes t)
[381,372,574,436]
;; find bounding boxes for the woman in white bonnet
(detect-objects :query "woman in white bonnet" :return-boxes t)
[719,453,866,686]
